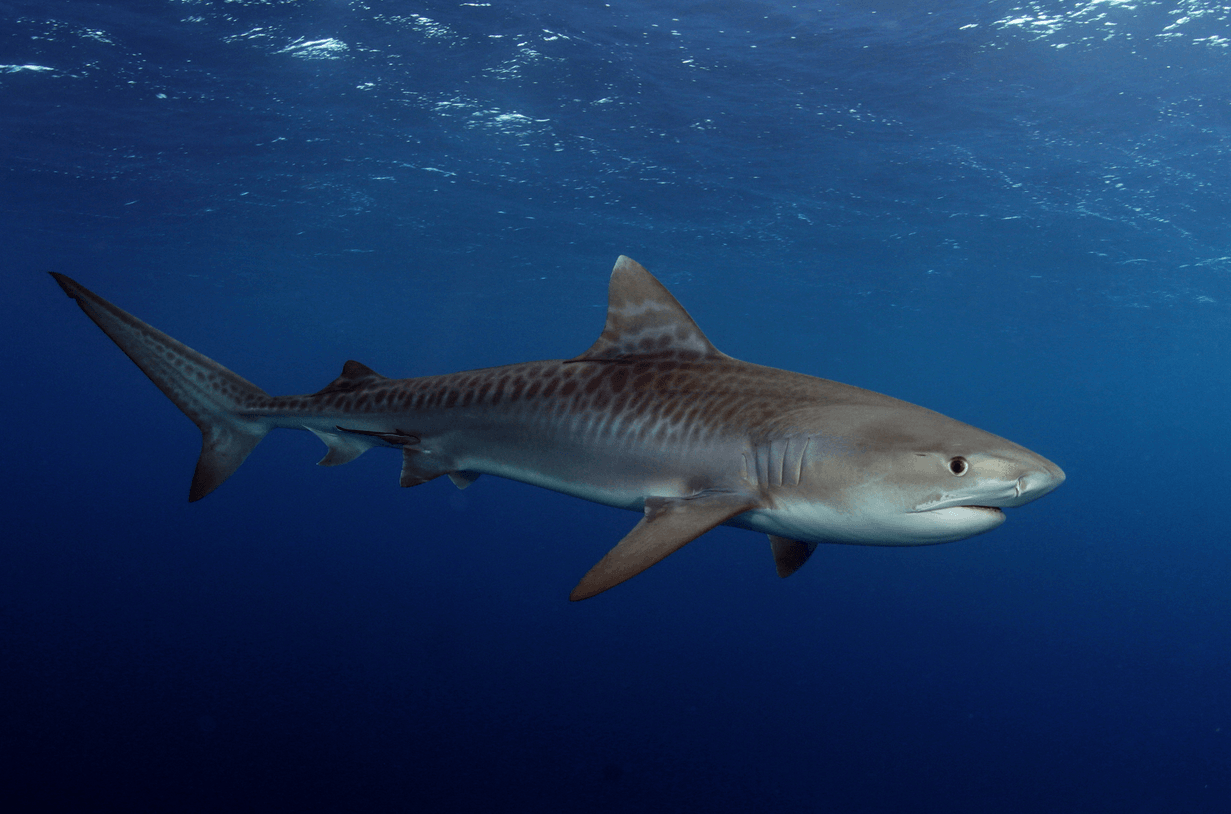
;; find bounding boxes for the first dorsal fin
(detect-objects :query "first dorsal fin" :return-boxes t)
[569,256,725,363]
[314,359,387,395]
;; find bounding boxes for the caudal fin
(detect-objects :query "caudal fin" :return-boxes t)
[50,273,271,501]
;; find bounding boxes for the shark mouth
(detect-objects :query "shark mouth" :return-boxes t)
[911,491,1016,514]
[912,502,1005,516]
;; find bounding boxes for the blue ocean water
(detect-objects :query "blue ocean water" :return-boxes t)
[4,0,1231,810]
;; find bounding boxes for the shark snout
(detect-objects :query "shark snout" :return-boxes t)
[1009,462,1065,506]
[993,459,1065,509]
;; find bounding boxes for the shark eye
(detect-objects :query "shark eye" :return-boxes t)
[949,456,969,476]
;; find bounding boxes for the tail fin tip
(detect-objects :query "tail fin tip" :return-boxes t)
[51,272,272,502]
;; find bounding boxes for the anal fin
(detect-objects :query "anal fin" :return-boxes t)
[769,535,819,578]
[308,427,377,466]
[570,490,760,601]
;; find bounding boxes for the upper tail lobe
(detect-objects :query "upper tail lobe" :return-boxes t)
[51,273,271,501]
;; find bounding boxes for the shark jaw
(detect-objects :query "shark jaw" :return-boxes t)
[903,505,1007,543]
[51,255,1066,600]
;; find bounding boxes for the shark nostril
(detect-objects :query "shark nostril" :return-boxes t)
[1018,470,1058,497]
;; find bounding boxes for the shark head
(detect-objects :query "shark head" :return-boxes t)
[775,401,1065,547]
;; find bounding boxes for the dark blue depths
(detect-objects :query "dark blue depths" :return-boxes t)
[3,1,1231,811]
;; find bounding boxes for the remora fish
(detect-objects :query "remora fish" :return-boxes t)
[51,257,1064,600]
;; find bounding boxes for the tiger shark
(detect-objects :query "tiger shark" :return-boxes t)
[51,256,1064,600]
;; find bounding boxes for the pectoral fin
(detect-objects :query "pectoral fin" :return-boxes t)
[768,535,819,578]
[569,490,760,601]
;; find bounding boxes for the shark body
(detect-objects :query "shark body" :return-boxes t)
[52,257,1064,599]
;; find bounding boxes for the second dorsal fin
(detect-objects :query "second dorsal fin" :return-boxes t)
[569,256,725,363]
[314,359,387,395]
